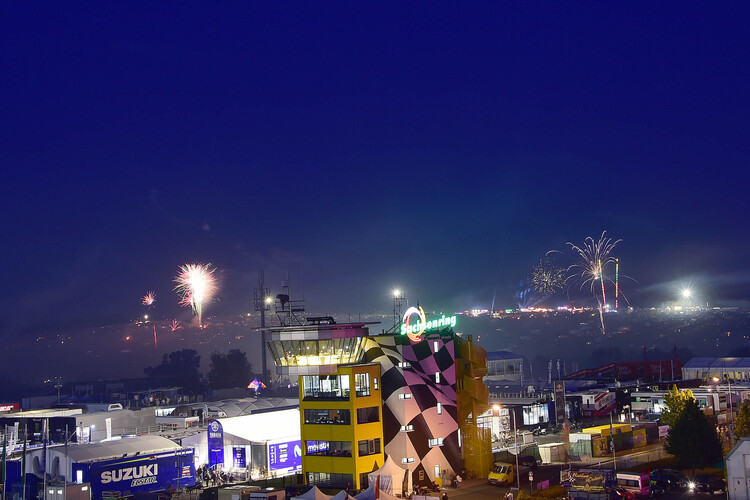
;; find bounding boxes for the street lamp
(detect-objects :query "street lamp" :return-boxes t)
[494,404,521,490]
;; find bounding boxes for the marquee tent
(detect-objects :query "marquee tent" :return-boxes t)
[330,491,358,500]
[367,456,408,497]
[292,486,333,500]
[354,483,401,500]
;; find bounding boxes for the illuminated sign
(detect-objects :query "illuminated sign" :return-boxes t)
[269,440,302,472]
[0,403,19,412]
[400,306,457,343]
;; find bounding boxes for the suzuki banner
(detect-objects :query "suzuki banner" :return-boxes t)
[84,449,195,499]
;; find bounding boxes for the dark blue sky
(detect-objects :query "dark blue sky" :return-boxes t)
[2,2,749,335]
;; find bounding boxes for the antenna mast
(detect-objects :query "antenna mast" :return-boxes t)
[253,271,272,381]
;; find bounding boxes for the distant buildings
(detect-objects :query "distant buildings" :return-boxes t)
[683,357,750,382]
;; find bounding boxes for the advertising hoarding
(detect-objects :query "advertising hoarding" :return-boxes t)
[77,449,195,499]
[268,440,302,472]
[207,420,224,469]
[233,447,246,468]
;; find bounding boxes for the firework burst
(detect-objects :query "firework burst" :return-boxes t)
[174,263,217,326]
[142,291,156,307]
[530,258,566,296]
[564,231,622,334]
[169,319,182,331]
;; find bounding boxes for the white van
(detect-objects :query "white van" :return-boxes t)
[616,472,651,497]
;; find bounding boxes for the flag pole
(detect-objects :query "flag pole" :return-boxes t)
[609,412,616,471]
[22,424,27,500]
[64,425,68,500]
[2,424,7,500]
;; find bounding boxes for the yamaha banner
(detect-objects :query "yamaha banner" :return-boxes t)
[207,420,224,469]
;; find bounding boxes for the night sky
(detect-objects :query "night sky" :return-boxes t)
[3,2,750,337]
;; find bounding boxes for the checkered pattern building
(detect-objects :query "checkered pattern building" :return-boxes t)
[364,330,472,489]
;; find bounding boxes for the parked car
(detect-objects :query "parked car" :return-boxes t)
[690,474,725,495]
[649,482,666,496]
[518,455,538,468]
[488,462,515,486]
[649,469,689,491]
[614,487,637,500]
[616,472,651,497]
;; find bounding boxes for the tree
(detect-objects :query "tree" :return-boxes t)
[208,349,252,389]
[144,349,202,391]
[660,385,695,428]
[665,399,723,472]
[734,400,750,439]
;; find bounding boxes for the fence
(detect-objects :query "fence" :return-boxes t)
[612,448,669,470]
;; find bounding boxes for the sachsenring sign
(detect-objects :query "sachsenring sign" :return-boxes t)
[400,306,457,342]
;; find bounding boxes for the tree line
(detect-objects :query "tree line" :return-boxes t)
[144,348,262,392]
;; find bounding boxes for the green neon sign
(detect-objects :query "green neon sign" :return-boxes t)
[400,306,457,342]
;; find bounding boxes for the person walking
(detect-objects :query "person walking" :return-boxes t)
[454,474,462,489]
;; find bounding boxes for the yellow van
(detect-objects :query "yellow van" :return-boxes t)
[488,462,515,486]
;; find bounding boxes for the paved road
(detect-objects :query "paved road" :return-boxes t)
[439,475,705,500]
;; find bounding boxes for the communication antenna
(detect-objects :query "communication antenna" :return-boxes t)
[274,271,306,327]
[54,376,63,405]
[253,271,272,381]
[387,289,407,333]
[392,289,406,327]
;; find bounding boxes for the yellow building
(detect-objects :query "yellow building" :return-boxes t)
[582,423,632,437]
[456,335,492,478]
[299,363,384,490]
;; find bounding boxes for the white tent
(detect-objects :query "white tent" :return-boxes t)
[330,490,358,500]
[292,486,333,500]
[354,484,401,500]
[367,456,408,497]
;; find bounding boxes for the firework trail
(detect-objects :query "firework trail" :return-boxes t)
[563,231,622,334]
[530,258,567,296]
[142,291,156,308]
[169,319,182,331]
[153,324,158,349]
[174,263,217,327]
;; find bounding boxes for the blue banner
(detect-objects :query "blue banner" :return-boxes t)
[232,447,246,468]
[207,420,224,469]
[269,440,302,472]
[84,449,195,499]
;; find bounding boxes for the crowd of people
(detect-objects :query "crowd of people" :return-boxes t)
[195,465,242,487]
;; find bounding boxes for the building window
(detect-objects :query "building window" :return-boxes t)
[304,408,351,425]
[399,393,412,400]
[400,425,414,432]
[401,457,415,464]
[358,438,381,457]
[398,362,411,369]
[301,375,350,400]
[428,438,444,447]
[307,472,354,490]
[355,373,371,397]
[357,406,380,424]
[305,440,352,457]
[435,372,440,383]
[437,402,443,414]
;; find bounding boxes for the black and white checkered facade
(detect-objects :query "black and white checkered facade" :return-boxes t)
[364,331,460,487]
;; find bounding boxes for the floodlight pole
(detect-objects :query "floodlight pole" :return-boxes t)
[512,410,520,490]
